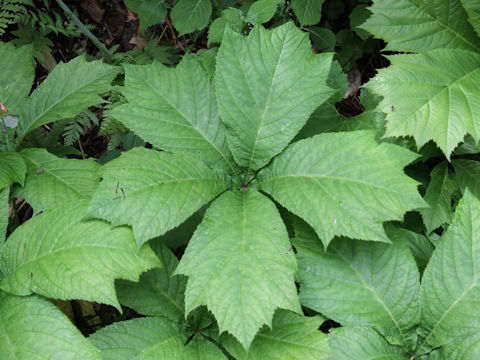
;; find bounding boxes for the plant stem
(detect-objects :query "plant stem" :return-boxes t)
[55,0,114,60]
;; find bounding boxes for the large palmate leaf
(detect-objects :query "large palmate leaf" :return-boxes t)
[328,327,409,360]
[0,152,25,190]
[116,240,187,322]
[418,189,480,358]
[291,0,325,26]
[452,159,480,199]
[366,49,480,158]
[0,202,160,309]
[17,56,119,142]
[420,162,455,233]
[293,220,420,348]
[87,147,229,247]
[215,22,334,172]
[0,292,101,360]
[0,43,35,116]
[171,0,212,35]
[175,190,301,349]
[258,131,425,246]
[461,0,480,36]
[89,317,184,359]
[107,55,235,174]
[18,148,101,212]
[360,0,480,53]
[220,310,330,360]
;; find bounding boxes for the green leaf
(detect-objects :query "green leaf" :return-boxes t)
[0,152,26,190]
[461,0,480,36]
[88,147,229,247]
[208,9,243,45]
[18,56,119,142]
[419,162,455,233]
[296,89,383,139]
[452,159,480,199]
[220,310,330,359]
[385,225,434,274]
[0,188,7,244]
[349,4,372,39]
[258,131,425,246]
[124,0,167,29]
[291,0,325,26]
[0,43,35,116]
[0,202,160,310]
[293,220,420,347]
[116,240,186,322]
[18,148,101,213]
[107,55,236,174]
[418,189,480,357]
[360,0,480,52]
[245,0,283,25]
[175,190,301,349]
[308,27,336,52]
[328,327,409,360]
[215,22,334,172]
[89,317,184,359]
[366,49,480,159]
[0,292,101,360]
[171,0,212,35]
[182,335,228,360]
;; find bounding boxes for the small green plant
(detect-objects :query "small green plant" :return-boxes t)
[1,0,480,358]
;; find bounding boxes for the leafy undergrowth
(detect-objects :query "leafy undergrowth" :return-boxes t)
[1,0,480,359]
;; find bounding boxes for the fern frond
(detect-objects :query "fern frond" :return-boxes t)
[0,0,32,35]
[63,109,98,146]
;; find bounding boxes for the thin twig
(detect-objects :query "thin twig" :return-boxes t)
[55,0,114,60]
[77,139,86,159]
[165,15,184,52]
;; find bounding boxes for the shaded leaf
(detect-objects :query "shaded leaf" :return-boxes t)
[0,292,101,360]
[420,162,455,233]
[461,0,480,36]
[182,335,228,360]
[116,240,187,322]
[291,0,325,26]
[328,326,409,360]
[89,317,184,359]
[220,310,330,359]
[124,0,167,29]
[452,159,480,199]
